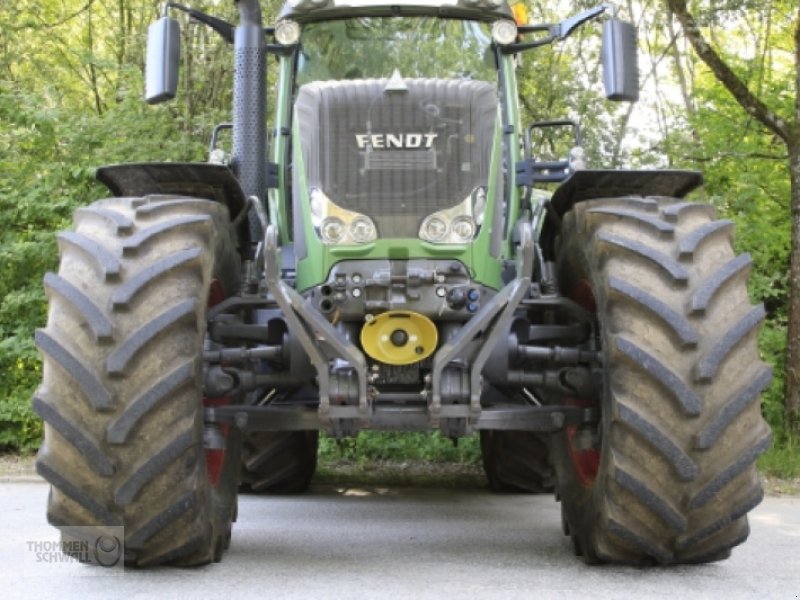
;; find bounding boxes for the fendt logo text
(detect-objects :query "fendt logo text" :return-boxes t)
[355,133,438,150]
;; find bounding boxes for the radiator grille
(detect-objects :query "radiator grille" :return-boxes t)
[295,78,497,238]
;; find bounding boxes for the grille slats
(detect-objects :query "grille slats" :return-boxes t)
[295,78,497,238]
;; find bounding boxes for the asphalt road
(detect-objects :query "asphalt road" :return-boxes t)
[1,480,799,599]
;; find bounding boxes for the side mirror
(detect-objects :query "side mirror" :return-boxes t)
[145,17,181,104]
[601,19,639,102]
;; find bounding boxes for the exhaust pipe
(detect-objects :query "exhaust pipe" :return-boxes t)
[232,0,267,223]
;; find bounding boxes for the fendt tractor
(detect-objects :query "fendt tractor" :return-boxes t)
[34,0,772,567]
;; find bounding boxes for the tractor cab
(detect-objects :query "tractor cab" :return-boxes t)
[270,3,521,297]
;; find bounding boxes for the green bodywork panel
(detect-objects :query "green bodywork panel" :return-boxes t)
[268,58,295,246]
[272,50,527,293]
[292,114,506,292]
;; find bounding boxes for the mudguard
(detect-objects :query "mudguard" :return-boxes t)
[539,169,703,259]
[96,162,248,223]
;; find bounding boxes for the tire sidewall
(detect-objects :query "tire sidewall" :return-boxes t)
[550,206,614,561]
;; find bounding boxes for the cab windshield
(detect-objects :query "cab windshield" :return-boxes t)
[296,17,496,85]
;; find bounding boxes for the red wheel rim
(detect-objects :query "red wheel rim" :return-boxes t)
[566,278,600,487]
[204,278,229,488]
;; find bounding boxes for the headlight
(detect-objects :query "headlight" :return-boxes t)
[419,187,486,244]
[451,216,476,241]
[421,216,448,242]
[350,216,377,244]
[491,20,518,46]
[275,20,301,45]
[320,217,345,244]
[310,188,377,245]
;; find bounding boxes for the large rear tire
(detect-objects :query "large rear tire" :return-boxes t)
[551,196,771,565]
[479,430,554,493]
[34,196,242,566]
[240,431,319,494]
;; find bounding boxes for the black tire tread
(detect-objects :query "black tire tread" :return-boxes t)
[553,196,770,566]
[75,205,134,234]
[111,247,202,309]
[57,231,121,279]
[597,231,689,283]
[35,195,240,567]
[34,329,113,411]
[690,253,752,314]
[32,394,115,477]
[694,305,766,382]
[678,220,733,258]
[43,272,114,341]
[121,215,210,256]
[587,207,675,237]
[107,360,194,445]
[105,299,197,376]
[617,402,698,481]
[608,276,698,348]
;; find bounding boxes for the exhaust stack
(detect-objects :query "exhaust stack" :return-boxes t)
[232,0,267,210]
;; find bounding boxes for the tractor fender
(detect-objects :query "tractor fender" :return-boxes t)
[96,162,249,226]
[538,169,703,260]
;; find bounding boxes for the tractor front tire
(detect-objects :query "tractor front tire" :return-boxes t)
[34,196,241,566]
[551,196,771,565]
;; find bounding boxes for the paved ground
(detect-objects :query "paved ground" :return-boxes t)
[1,479,799,599]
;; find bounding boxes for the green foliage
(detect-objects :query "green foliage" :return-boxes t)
[319,431,481,465]
[759,324,788,435]
[0,1,230,450]
[669,1,799,464]
[759,439,800,479]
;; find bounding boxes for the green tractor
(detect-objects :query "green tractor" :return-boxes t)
[34,0,771,566]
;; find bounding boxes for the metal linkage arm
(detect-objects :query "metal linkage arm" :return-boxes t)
[263,226,368,424]
[430,223,535,418]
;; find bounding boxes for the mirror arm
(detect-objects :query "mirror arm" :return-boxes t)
[503,3,616,54]
[164,1,235,44]
[555,5,607,40]
[502,28,558,54]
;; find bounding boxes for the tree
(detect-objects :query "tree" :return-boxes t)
[665,0,800,432]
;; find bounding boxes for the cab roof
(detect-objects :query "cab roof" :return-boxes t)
[278,0,514,24]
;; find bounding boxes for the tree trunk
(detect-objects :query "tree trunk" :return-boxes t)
[787,2,800,428]
[666,0,800,433]
[788,138,800,432]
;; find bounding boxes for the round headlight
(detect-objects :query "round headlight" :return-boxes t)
[491,20,518,46]
[275,20,301,45]
[349,216,377,244]
[320,217,345,244]
[451,216,476,241]
[421,216,448,242]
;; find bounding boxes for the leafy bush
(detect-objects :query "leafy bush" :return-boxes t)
[319,431,482,465]
[0,83,212,451]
